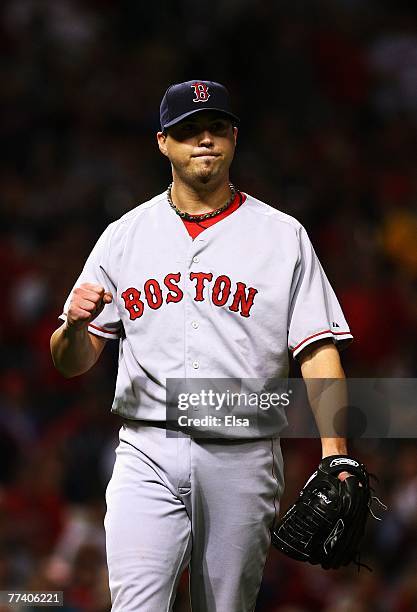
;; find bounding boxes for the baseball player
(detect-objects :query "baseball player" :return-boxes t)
[51,80,354,611]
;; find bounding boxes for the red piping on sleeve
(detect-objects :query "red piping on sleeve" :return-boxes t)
[89,322,119,335]
[60,313,119,336]
[291,329,352,353]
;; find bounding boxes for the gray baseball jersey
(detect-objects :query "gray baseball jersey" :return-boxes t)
[60,190,352,423]
[60,191,352,611]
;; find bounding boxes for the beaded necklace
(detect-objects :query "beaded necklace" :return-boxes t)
[167,183,237,222]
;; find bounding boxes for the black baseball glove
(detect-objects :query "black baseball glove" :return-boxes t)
[272,455,383,570]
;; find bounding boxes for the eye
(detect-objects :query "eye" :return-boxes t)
[210,121,229,133]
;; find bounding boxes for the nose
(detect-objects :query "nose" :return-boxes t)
[198,130,214,147]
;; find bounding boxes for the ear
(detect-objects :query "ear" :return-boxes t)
[233,126,238,146]
[157,131,168,157]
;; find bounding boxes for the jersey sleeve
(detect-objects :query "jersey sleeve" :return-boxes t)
[288,225,353,359]
[59,224,121,340]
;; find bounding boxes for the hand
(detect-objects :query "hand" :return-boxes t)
[272,455,373,569]
[66,283,113,331]
[338,471,352,481]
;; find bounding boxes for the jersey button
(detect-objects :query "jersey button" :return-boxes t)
[192,256,199,263]
[191,321,199,329]
[192,361,199,369]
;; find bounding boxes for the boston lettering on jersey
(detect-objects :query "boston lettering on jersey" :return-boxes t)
[121,272,258,320]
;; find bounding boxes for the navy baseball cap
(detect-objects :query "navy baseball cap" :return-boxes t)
[160,80,240,131]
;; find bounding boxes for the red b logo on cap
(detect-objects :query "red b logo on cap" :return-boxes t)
[191,82,210,103]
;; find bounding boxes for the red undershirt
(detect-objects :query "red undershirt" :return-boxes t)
[181,192,247,239]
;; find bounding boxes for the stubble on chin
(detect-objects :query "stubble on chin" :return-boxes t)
[195,169,215,184]
[181,165,217,187]
[194,158,223,185]
[173,156,227,189]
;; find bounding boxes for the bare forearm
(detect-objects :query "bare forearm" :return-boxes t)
[306,379,349,457]
[300,342,348,458]
[51,283,111,377]
[50,323,100,377]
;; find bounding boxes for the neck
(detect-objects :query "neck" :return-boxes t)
[170,178,233,215]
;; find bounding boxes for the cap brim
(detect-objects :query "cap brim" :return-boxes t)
[162,107,240,130]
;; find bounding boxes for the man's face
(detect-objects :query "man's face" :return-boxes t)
[157,111,238,187]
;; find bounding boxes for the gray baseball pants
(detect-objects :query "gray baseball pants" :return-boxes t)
[104,422,284,611]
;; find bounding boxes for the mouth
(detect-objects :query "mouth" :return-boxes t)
[192,153,221,158]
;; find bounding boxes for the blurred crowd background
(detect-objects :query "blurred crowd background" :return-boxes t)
[0,0,417,610]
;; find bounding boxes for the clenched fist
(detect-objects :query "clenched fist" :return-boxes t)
[66,283,113,330]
